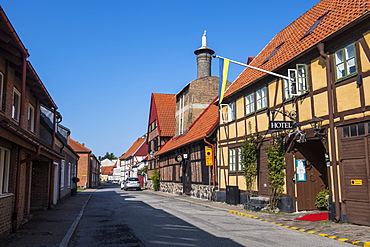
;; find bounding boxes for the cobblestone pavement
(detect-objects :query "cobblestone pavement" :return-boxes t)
[148,191,370,247]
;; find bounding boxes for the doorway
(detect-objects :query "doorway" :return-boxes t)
[294,140,328,210]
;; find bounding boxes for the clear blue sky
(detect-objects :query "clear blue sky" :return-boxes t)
[1,0,319,158]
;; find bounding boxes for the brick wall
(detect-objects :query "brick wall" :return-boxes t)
[77,153,89,188]
[31,161,50,209]
[0,195,13,236]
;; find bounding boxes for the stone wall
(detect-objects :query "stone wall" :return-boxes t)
[147,181,216,201]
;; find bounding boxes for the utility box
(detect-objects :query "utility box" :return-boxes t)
[226,186,240,205]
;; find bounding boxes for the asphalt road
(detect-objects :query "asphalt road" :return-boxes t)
[68,185,352,247]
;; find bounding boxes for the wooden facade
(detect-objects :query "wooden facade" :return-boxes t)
[217,0,370,225]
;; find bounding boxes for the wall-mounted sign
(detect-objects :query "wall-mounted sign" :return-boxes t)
[175,154,183,163]
[270,121,294,130]
[296,159,306,182]
[351,179,362,186]
[205,146,213,166]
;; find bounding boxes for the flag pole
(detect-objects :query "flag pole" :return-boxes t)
[213,55,292,81]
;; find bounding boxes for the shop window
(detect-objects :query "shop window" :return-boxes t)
[343,123,365,138]
[0,147,10,194]
[245,93,254,115]
[335,43,357,81]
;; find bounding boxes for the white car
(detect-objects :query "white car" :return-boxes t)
[121,177,141,191]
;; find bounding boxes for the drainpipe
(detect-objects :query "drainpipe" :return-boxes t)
[317,42,341,222]
[203,137,216,187]
[52,108,57,149]
[19,56,27,128]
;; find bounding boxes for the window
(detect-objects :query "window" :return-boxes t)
[229,148,236,172]
[229,147,242,172]
[228,102,236,122]
[0,72,4,111]
[343,123,365,138]
[28,104,35,132]
[60,160,65,189]
[264,43,284,63]
[0,147,10,194]
[335,43,357,80]
[303,12,329,38]
[285,65,309,99]
[256,87,267,111]
[245,93,254,115]
[12,88,21,122]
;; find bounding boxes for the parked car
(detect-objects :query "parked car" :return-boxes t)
[121,177,141,191]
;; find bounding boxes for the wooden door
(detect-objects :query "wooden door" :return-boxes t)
[258,145,269,196]
[295,141,328,210]
[183,160,192,195]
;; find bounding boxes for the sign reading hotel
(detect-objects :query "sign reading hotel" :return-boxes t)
[270,121,294,130]
[205,146,213,166]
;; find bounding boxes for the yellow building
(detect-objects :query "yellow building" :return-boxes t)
[217,0,370,225]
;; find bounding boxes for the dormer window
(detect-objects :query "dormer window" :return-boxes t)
[264,43,284,63]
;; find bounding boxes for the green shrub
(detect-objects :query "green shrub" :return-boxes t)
[150,169,160,191]
[315,188,329,210]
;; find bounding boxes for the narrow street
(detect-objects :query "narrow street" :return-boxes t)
[68,185,351,247]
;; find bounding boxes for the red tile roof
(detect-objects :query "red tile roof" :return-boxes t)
[101,165,115,175]
[152,93,176,137]
[120,136,147,159]
[224,0,369,98]
[68,137,92,153]
[156,98,218,156]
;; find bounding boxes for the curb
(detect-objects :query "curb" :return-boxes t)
[227,209,370,247]
[58,192,94,247]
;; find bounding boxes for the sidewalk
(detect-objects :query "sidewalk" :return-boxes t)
[0,189,96,247]
[1,187,370,247]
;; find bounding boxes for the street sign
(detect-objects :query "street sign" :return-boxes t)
[351,179,362,186]
[205,146,213,166]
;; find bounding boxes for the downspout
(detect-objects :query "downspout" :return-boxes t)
[317,42,341,222]
[203,136,215,187]
[52,108,57,149]
[20,56,27,127]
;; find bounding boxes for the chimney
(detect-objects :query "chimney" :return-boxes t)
[194,30,215,79]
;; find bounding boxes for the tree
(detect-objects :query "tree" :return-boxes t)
[102,152,117,160]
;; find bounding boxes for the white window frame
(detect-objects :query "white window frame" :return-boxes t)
[0,72,4,111]
[334,43,357,81]
[229,148,236,172]
[12,88,21,122]
[0,146,11,194]
[256,87,267,111]
[228,102,236,122]
[28,104,35,132]
[60,160,65,189]
[68,163,72,188]
[245,93,254,115]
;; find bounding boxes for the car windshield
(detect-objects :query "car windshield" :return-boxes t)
[127,178,139,181]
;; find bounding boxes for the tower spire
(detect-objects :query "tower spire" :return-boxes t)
[194,30,214,79]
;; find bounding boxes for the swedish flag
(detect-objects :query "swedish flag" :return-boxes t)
[218,58,230,104]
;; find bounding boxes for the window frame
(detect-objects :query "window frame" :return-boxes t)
[12,87,21,122]
[256,86,267,111]
[0,72,4,111]
[334,43,357,82]
[228,101,236,122]
[229,147,242,173]
[245,92,255,116]
[28,103,35,132]
[0,146,11,194]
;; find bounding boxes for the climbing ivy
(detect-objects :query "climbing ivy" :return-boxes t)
[266,138,286,210]
[241,123,259,195]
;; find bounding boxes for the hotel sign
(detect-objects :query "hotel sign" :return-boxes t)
[270,121,294,130]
